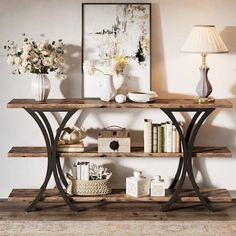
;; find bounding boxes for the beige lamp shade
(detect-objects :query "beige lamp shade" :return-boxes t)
[181,25,228,54]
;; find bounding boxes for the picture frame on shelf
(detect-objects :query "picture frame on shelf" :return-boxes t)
[82,3,151,98]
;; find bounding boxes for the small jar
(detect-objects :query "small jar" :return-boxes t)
[151,175,165,197]
[126,171,150,198]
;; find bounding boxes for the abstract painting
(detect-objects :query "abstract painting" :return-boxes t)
[82,3,151,98]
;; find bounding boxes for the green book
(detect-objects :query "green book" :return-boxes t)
[157,124,164,153]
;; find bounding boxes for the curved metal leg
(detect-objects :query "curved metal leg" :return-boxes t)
[186,109,215,211]
[25,109,53,212]
[161,108,215,212]
[56,154,68,188]
[168,158,183,190]
[161,109,189,211]
[38,112,68,188]
[51,109,80,211]
[185,111,202,144]
[25,108,79,211]
[168,111,202,190]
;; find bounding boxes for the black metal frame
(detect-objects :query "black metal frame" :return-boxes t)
[24,107,216,212]
[25,108,79,212]
[161,108,215,212]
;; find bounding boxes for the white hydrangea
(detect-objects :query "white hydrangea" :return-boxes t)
[42,57,53,67]
[21,60,28,67]
[19,66,26,74]
[21,51,30,60]
[14,57,22,65]
[5,37,65,75]
[30,52,39,62]
[23,43,32,52]
[41,50,49,56]
[7,56,15,65]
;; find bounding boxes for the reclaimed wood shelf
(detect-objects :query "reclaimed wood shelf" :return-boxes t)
[7,98,233,110]
[8,188,232,203]
[8,146,232,158]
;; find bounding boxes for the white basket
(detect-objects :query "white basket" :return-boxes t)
[66,173,112,196]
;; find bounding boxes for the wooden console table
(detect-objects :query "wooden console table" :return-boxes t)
[7,98,233,212]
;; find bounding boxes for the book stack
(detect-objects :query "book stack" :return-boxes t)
[143,119,182,153]
[144,119,152,153]
[73,162,90,180]
[57,141,84,152]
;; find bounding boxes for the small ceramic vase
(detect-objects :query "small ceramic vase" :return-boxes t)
[100,74,116,102]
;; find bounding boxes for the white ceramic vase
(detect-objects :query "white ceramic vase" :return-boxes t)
[100,74,116,102]
[31,74,51,102]
[113,73,125,90]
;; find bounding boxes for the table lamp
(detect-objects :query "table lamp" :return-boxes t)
[181,25,228,103]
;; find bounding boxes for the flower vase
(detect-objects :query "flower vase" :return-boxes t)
[31,74,51,102]
[100,74,116,102]
[113,73,125,90]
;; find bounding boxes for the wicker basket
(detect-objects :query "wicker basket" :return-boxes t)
[66,173,112,196]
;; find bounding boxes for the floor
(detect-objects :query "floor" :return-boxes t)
[1,200,236,235]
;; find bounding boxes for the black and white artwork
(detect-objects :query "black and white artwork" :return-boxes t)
[82,3,151,98]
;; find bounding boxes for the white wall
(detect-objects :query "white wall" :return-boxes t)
[1,0,236,198]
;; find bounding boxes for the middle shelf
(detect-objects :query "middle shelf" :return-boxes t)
[8,146,232,158]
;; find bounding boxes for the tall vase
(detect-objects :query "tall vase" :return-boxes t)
[100,74,116,102]
[113,73,125,90]
[31,74,51,102]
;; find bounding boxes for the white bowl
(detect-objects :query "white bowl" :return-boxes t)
[127,91,158,103]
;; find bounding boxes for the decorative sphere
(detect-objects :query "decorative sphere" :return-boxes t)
[115,94,126,103]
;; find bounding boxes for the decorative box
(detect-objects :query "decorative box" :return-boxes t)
[126,171,150,198]
[151,175,165,197]
[98,126,130,152]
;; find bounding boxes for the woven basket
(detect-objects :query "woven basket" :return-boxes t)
[66,173,112,196]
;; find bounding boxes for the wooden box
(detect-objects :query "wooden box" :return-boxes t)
[98,126,130,152]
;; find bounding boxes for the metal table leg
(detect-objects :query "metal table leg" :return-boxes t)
[168,111,202,190]
[25,109,53,212]
[24,108,79,212]
[161,108,215,212]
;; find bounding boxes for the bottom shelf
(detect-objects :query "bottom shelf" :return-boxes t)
[8,188,232,203]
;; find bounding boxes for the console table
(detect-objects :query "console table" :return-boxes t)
[7,98,233,212]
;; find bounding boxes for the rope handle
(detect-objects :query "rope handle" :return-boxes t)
[104,125,124,130]
[66,172,74,180]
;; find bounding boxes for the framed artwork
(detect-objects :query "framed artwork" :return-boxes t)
[82,3,151,98]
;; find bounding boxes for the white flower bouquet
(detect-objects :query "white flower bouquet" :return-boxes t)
[4,35,65,75]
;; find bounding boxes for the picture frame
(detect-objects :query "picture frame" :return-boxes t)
[82,3,151,98]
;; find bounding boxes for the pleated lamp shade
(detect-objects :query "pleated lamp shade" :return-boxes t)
[181,25,228,54]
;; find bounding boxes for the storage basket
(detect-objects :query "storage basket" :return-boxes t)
[66,173,112,196]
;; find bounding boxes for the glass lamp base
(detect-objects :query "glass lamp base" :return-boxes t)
[193,96,215,104]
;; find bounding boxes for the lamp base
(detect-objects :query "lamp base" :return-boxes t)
[193,96,215,104]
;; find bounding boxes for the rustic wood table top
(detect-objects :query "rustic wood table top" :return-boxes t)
[7,98,233,109]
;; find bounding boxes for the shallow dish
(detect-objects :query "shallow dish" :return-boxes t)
[127,91,158,103]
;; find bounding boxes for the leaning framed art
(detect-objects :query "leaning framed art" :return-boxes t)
[82,3,151,98]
